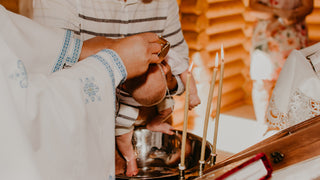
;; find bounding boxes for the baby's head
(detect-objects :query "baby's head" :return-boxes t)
[124,63,167,106]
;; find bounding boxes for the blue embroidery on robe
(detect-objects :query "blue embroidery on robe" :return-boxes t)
[108,175,115,180]
[92,54,116,109]
[71,38,82,62]
[8,60,28,88]
[66,38,82,66]
[52,30,72,72]
[81,77,101,104]
[102,49,127,84]
[92,50,127,113]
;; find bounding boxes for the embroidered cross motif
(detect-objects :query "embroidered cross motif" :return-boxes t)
[8,60,28,88]
[81,77,101,104]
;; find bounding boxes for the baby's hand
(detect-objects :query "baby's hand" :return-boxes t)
[189,94,201,110]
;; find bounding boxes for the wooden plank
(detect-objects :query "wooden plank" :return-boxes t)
[206,0,245,19]
[210,45,249,64]
[199,45,249,68]
[308,24,320,41]
[208,74,246,98]
[206,30,246,51]
[183,31,209,50]
[306,9,320,24]
[219,99,246,113]
[216,60,245,79]
[242,37,252,53]
[210,88,246,116]
[181,14,208,32]
[206,14,245,35]
[242,9,258,22]
[180,0,209,15]
[199,116,320,178]
[214,76,245,97]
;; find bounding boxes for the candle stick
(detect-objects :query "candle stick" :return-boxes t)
[199,53,219,175]
[211,44,225,166]
[180,62,193,175]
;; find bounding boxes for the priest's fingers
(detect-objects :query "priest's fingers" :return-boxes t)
[142,32,160,43]
[149,42,162,56]
[159,60,171,75]
[149,54,161,64]
[147,41,162,64]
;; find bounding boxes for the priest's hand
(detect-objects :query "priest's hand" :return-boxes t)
[79,33,162,79]
[110,33,162,79]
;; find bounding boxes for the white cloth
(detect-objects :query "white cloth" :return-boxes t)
[0,5,127,180]
[250,50,274,80]
[271,155,320,180]
[167,49,189,75]
[0,7,81,74]
[266,44,320,131]
[300,42,320,74]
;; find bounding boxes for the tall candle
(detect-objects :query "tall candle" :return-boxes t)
[180,62,193,168]
[212,45,224,158]
[200,53,219,163]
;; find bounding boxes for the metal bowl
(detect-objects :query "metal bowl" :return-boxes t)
[116,128,213,179]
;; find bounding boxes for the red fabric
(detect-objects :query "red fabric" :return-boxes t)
[216,153,273,180]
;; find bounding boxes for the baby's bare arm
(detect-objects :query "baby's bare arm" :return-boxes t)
[180,70,201,109]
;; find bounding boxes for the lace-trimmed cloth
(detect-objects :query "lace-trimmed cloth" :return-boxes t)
[266,47,320,131]
[267,90,320,130]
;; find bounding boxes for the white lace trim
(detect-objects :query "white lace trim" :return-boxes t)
[266,89,320,130]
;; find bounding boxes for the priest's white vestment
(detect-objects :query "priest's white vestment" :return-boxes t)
[0,5,126,180]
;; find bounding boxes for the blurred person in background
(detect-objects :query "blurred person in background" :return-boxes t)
[249,0,313,132]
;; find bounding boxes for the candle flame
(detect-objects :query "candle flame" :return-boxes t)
[221,44,224,60]
[215,52,219,67]
[188,61,194,72]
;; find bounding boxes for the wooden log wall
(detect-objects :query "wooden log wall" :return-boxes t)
[307,0,320,44]
[173,0,320,129]
[173,0,248,129]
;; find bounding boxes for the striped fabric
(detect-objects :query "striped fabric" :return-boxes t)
[33,0,189,127]
[33,0,189,59]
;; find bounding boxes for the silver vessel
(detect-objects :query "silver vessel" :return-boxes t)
[116,128,213,179]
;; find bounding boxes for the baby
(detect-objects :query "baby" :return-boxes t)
[116,41,200,176]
